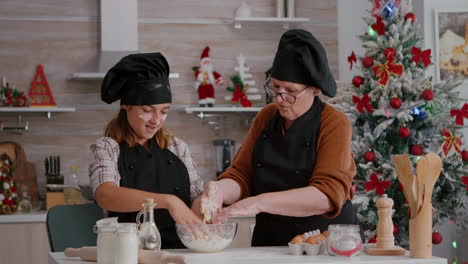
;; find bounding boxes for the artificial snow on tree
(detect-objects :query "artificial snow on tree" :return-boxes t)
[193,46,224,107]
[330,0,468,247]
[224,54,262,106]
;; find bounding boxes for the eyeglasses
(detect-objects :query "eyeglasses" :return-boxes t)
[264,77,309,104]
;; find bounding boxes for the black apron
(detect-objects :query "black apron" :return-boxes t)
[251,97,363,246]
[108,139,191,249]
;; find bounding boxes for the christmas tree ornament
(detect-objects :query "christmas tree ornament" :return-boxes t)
[366,195,406,256]
[384,47,396,58]
[29,64,56,107]
[364,150,376,162]
[432,232,443,245]
[393,225,399,235]
[462,177,468,191]
[398,126,410,138]
[371,16,386,36]
[348,51,357,70]
[353,94,373,113]
[365,173,391,196]
[390,97,402,109]
[382,1,395,19]
[461,150,468,161]
[411,47,431,67]
[440,128,461,157]
[372,52,404,86]
[411,145,424,156]
[362,56,374,68]
[193,46,224,107]
[352,76,364,87]
[450,103,468,126]
[368,236,377,244]
[404,12,416,23]
[421,89,434,101]
[412,107,427,120]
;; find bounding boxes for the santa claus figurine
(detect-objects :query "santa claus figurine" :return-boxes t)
[194,46,224,107]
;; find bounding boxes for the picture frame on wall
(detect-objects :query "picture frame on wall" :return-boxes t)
[434,9,468,83]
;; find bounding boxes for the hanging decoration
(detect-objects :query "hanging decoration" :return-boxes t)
[411,47,432,67]
[440,128,462,157]
[353,94,373,113]
[450,103,468,126]
[364,173,391,196]
[372,50,404,86]
[348,51,357,70]
[371,16,386,36]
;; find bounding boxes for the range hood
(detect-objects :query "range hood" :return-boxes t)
[70,0,178,80]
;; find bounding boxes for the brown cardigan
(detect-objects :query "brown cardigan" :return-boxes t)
[218,103,356,218]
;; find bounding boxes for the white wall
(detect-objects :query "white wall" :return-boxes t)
[337,0,468,261]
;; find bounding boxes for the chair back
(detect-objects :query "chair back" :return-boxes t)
[46,202,103,252]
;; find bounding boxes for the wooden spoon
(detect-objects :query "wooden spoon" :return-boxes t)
[421,153,442,205]
[391,154,418,216]
[415,155,429,217]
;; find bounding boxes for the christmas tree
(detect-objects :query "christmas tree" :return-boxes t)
[331,0,468,247]
[225,54,262,106]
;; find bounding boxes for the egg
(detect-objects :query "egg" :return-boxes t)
[290,234,304,244]
[315,234,326,241]
[305,236,319,245]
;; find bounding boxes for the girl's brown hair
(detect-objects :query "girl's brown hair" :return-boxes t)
[104,108,172,149]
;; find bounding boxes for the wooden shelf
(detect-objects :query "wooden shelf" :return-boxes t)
[233,16,310,29]
[184,106,262,114]
[69,72,180,80]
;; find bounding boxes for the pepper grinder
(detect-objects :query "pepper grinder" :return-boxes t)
[366,195,406,256]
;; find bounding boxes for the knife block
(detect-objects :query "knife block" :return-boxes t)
[46,192,65,210]
[409,202,432,258]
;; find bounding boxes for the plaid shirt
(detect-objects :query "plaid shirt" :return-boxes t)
[89,137,204,202]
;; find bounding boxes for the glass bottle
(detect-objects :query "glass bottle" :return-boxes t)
[137,198,161,250]
[95,217,118,264]
[327,224,363,257]
[115,223,138,264]
[17,185,32,213]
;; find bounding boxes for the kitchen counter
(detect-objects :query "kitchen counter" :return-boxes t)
[0,211,47,223]
[49,246,448,264]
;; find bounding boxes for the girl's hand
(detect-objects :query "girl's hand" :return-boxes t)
[168,196,203,225]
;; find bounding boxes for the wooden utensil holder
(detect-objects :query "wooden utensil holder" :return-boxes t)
[409,202,432,258]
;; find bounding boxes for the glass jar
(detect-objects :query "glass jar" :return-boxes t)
[327,224,362,257]
[95,217,118,264]
[115,223,138,264]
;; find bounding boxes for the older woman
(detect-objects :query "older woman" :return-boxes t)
[196,29,363,246]
[89,53,204,249]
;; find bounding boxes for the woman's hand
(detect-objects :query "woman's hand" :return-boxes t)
[167,196,203,225]
[190,196,204,220]
[212,196,262,223]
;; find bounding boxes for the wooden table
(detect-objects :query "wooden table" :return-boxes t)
[49,246,448,264]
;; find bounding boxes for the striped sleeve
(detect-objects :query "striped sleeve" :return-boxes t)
[89,137,121,194]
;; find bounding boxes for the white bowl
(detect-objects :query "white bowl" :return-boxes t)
[176,223,238,253]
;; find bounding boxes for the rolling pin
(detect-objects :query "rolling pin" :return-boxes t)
[64,247,186,264]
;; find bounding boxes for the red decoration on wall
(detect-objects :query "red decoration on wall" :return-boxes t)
[348,51,357,70]
[450,103,468,126]
[364,173,391,196]
[28,65,56,107]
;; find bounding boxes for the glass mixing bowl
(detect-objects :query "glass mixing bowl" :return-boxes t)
[176,223,238,253]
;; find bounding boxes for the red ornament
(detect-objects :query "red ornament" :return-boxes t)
[364,151,376,162]
[462,176,468,191]
[348,51,357,70]
[405,13,416,23]
[362,56,374,68]
[390,98,402,109]
[368,236,377,244]
[384,48,396,58]
[422,89,434,101]
[364,173,391,196]
[352,76,364,87]
[397,183,403,192]
[411,144,424,156]
[432,232,443,245]
[450,103,468,126]
[352,184,356,193]
[398,127,410,138]
[393,225,399,235]
[462,150,468,161]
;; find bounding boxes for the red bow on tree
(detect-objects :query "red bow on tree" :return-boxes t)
[372,53,404,86]
[365,173,391,195]
[462,176,468,192]
[348,51,357,70]
[371,16,386,36]
[353,94,373,113]
[232,86,252,107]
[450,103,468,126]
[441,128,462,157]
[411,47,432,67]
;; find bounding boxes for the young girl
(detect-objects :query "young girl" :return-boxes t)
[89,52,204,249]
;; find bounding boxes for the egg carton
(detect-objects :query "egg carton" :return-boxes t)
[288,240,328,256]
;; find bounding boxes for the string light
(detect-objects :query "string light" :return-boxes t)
[368,26,377,37]
[452,241,457,249]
